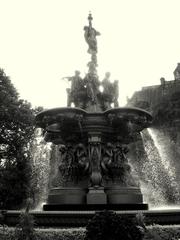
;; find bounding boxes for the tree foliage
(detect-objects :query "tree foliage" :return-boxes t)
[0,69,38,209]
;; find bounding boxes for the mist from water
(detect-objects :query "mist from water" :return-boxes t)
[140,128,180,208]
[30,128,52,209]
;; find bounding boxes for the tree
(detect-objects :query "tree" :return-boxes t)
[0,69,36,209]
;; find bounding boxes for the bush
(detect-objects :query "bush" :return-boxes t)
[144,225,180,240]
[0,227,85,240]
[85,210,144,240]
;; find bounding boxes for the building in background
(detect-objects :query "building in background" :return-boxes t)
[127,63,180,113]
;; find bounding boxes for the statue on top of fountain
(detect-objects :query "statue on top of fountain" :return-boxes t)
[65,70,86,107]
[84,13,100,54]
[65,13,119,112]
[101,72,119,109]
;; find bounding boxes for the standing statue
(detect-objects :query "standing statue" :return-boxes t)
[113,80,119,107]
[101,72,119,109]
[64,70,84,94]
[63,70,85,107]
[84,72,100,104]
[173,63,180,80]
[102,72,112,94]
[84,13,100,54]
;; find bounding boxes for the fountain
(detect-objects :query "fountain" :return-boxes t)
[4,14,180,228]
[35,14,152,211]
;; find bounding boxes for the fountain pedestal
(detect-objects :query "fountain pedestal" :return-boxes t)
[87,188,107,204]
[47,187,87,205]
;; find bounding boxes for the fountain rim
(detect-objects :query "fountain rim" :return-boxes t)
[36,106,152,117]
[104,107,153,120]
[35,107,87,118]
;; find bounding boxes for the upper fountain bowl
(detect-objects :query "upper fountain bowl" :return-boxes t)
[104,107,153,130]
[35,106,152,145]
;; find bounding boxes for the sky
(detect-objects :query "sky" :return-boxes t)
[0,0,180,108]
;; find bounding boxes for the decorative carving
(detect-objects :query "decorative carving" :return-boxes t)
[74,143,89,174]
[101,142,114,174]
[58,144,75,182]
[58,143,90,183]
[88,134,103,188]
[101,142,132,184]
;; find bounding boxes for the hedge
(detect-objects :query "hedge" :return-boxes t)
[1,225,180,240]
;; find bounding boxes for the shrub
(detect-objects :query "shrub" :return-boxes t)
[0,227,85,240]
[85,210,144,240]
[144,225,180,240]
[15,205,36,240]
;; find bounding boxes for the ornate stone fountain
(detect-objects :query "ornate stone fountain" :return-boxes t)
[35,14,152,210]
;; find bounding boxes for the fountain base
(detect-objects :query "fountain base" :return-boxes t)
[87,188,107,204]
[44,186,147,210]
[4,209,180,227]
[47,187,87,205]
[43,203,148,211]
[105,186,143,204]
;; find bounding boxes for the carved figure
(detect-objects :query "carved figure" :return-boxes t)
[58,144,75,181]
[100,142,131,183]
[101,73,119,109]
[84,26,100,53]
[174,63,180,80]
[64,71,86,107]
[113,143,129,165]
[66,71,84,94]
[84,13,100,54]
[75,143,89,173]
[113,80,119,107]
[84,73,99,104]
[101,142,114,173]
[102,72,112,94]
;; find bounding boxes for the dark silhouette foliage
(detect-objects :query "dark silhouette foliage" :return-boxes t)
[85,210,144,240]
[0,69,37,209]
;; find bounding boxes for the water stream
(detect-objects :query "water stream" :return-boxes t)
[30,128,52,209]
[140,128,180,207]
[30,127,180,209]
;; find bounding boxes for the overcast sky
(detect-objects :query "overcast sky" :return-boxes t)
[0,0,180,108]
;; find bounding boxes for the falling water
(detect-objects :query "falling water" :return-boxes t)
[148,128,180,196]
[29,126,180,209]
[30,128,52,209]
[140,128,180,207]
